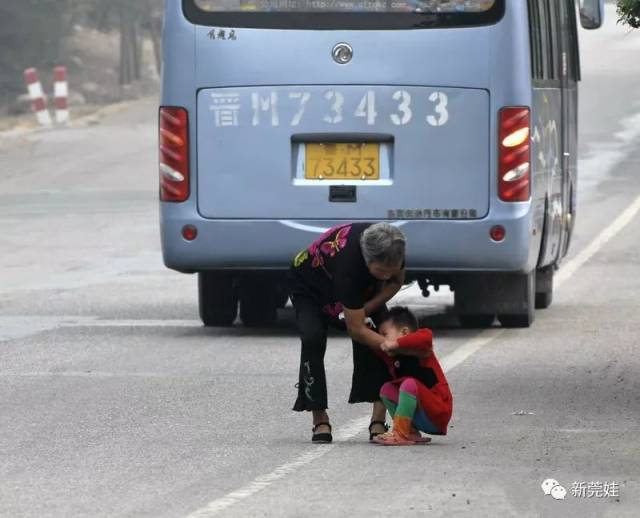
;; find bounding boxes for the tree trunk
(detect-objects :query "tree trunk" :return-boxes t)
[147,1,162,77]
[119,2,141,85]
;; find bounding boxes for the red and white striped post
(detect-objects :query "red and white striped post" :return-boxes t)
[53,66,69,124]
[24,68,52,127]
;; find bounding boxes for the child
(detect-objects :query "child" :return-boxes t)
[373,306,453,446]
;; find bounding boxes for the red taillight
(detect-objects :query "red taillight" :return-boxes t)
[159,107,189,202]
[498,107,531,202]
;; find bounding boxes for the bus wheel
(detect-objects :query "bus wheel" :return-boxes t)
[535,265,554,309]
[239,275,278,327]
[459,314,495,329]
[198,272,238,327]
[497,271,536,328]
[453,278,495,328]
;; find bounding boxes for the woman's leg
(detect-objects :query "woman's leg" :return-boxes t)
[348,304,392,403]
[348,305,392,435]
[349,342,391,436]
[348,341,392,404]
[292,295,330,420]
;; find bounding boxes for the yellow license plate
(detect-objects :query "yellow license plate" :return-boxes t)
[305,143,380,181]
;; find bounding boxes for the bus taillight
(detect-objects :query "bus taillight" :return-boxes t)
[498,107,530,202]
[159,107,189,202]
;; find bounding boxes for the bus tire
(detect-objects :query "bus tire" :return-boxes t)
[239,275,278,327]
[535,265,554,309]
[459,314,495,329]
[198,272,238,327]
[497,272,536,328]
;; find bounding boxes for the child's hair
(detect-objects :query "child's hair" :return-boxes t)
[379,306,418,332]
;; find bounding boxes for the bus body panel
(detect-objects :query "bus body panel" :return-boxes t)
[161,215,534,273]
[160,0,568,277]
[193,25,492,90]
[532,87,564,267]
[196,85,490,220]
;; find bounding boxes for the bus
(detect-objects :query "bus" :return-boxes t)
[159,0,604,328]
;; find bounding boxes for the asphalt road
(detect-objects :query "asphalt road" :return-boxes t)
[1,9,639,518]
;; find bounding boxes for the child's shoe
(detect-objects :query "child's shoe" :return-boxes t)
[373,430,416,446]
[407,428,432,444]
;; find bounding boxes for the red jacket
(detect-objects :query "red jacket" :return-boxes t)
[383,328,453,434]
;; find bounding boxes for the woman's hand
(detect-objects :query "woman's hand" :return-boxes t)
[343,307,387,351]
[380,339,399,355]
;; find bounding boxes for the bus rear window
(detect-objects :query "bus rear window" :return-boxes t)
[184,0,504,29]
[194,0,497,14]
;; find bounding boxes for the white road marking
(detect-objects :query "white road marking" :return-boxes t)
[185,417,372,518]
[0,317,202,343]
[186,328,504,518]
[439,328,505,372]
[555,192,640,289]
[60,319,201,328]
[0,371,167,378]
[0,316,73,342]
[185,191,640,518]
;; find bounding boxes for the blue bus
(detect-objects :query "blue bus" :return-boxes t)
[159,0,604,328]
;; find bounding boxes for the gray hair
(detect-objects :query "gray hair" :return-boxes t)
[360,223,406,266]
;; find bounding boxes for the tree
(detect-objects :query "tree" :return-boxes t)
[618,0,640,28]
[0,0,72,108]
[70,0,163,85]
[118,1,143,85]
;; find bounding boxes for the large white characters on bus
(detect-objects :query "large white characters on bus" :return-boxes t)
[391,90,412,125]
[354,91,377,125]
[251,92,280,126]
[209,92,241,127]
[427,91,449,127]
[289,92,311,127]
[323,90,345,124]
[211,90,450,128]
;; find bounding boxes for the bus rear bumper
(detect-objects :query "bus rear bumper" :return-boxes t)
[161,210,537,275]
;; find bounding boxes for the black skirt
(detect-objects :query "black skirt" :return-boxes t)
[291,291,391,411]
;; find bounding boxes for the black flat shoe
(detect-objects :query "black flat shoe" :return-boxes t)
[369,420,389,441]
[312,422,333,443]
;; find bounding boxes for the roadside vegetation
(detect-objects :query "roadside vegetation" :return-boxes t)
[617,0,640,28]
[0,1,162,116]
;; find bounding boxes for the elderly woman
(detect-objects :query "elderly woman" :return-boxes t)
[288,222,407,443]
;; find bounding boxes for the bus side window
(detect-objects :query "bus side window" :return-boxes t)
[566,0,581,81]
[527,0,543,80]
[528,0,553,82]
[538,0,553,81]
[545,0,561,82]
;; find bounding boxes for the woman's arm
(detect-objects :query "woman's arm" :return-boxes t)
[385,347,431,359]
[381,329,433,358]
[397,329,433,355]
[363,269,406,316]
[343,307,386,352]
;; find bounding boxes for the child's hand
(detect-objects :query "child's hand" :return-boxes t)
[365,317,376,329]
[380,340,399,355]
[338,312,375,329]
